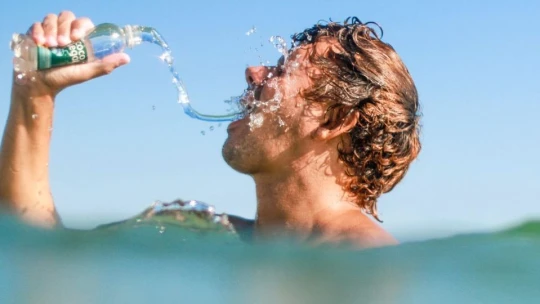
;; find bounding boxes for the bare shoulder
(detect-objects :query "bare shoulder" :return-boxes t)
[313,209,398,250]
[227,214,255,242]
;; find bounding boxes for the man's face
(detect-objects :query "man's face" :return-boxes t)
[222,39,334,175]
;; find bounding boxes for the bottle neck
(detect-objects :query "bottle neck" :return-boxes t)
[123,25,143,48]
[123,25,159,48]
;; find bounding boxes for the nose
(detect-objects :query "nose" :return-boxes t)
[245,66,272,88]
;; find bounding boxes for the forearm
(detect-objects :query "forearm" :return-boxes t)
[0,83,59,227]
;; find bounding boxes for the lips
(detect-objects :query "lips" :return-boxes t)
[227,117,245,131]
[226,89,259,132]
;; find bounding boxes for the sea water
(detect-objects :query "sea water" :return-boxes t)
[1,210,539,304]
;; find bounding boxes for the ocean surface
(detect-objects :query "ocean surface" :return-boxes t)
[1,205,539,304]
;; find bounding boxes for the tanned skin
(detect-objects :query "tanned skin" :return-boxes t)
[0,11,397,249]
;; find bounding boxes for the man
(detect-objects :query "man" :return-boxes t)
[0,12,420,249]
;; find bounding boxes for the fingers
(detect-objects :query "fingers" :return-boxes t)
[57,11,76,46]
[96,53,131,75]
[27,22,45,45]
[70,17,94,41]
[68,53,131,85]
[26,12,94,47]
[42,14,58,47]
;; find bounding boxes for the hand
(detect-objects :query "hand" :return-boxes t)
[20,11,130,96]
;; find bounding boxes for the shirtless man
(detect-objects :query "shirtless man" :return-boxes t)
[0,11,421,249]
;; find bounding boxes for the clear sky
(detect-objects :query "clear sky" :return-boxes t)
[0,0,538,240]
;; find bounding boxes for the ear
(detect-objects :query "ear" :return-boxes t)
[313,110,359,141]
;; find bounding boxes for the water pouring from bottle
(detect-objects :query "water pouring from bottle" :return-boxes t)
[9,23,293,124]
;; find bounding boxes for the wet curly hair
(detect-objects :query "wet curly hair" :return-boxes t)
[292,17,421,221]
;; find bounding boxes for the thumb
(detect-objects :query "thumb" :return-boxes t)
[64,53,131,86]
[37,53,131,94]
[85,53,131,79]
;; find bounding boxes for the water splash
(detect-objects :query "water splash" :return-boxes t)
[269,36,288,59]
[125,199,235,233]
[248,113,264,131]
[237,34,299,131]
[277,116,287,128]
[246,26,257,36]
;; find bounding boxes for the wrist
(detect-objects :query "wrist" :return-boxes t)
[11,80,55,110]
[9,83,55,132]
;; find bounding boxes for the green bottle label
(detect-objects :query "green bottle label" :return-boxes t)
[37,40,88,70]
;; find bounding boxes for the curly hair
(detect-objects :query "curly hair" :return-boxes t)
[291,17,421,221]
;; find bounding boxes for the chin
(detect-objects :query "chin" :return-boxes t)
[222,137,262,175]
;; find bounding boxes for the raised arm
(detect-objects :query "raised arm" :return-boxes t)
[0,11,130,227]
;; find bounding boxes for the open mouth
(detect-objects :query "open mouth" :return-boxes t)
[231,89,258,120]
[227,79,279,123]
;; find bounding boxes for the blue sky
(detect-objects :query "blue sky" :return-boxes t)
[0,0,538,240]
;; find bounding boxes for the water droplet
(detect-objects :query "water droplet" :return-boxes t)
[31,114,38,120]
[209,126,215,131]
[267,72,273,78]
[269,36,288,57]
[278,116,287,127]
[248,113,264,130]
[30,76,36,82]
[218,123,222,128]
[159,52,174,65]
[15,73,27,85]
[201,131,206,135]
[246,26,257,36]
[152,105,156,111]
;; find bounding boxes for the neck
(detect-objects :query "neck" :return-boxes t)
[252,149,359,241]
